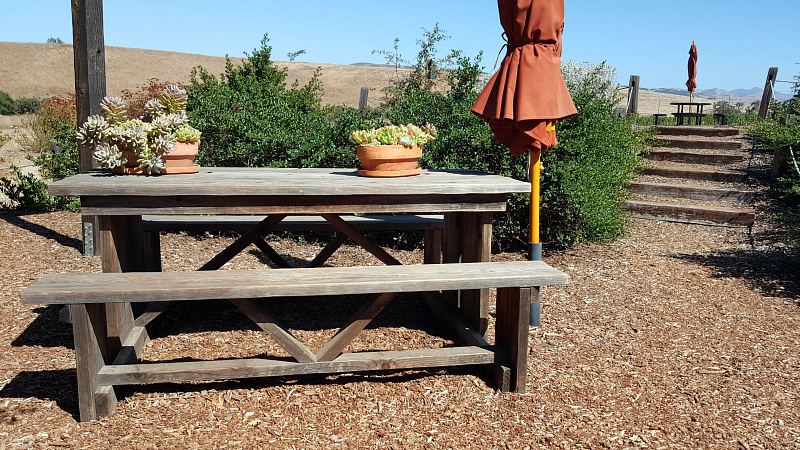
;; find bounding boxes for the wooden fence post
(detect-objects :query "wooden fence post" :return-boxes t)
[627,75,640,115]
[758,67,778,119]
[358,87,369,110]
[72,0,106,256]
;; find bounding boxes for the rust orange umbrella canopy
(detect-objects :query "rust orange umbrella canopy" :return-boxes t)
[471,0,577,158]
[471,0,577,265]
[686,41,698,101]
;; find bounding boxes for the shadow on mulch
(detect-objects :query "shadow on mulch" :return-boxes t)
[0,211,83,251]
[673,243,800,302]
[11,305,74,349]
[0,369,80,421]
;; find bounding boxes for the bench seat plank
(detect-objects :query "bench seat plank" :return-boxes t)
[142,214,445,233]
[22,261,568,305]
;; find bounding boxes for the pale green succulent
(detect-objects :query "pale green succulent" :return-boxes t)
[159,85,188,115]
[100,97,128,125]
[92,142,127,169]
[172,124,201,143]
[78,86,199,173]
[349,123,437,147]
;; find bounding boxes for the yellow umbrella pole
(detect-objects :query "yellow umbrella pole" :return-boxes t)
[529,149,542,261]
[529,148,542,327]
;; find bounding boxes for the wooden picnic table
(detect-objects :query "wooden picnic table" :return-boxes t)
[670,101,712,125]
[39,167,570,419]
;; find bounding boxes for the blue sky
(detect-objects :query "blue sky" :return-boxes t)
[2,0,798,94]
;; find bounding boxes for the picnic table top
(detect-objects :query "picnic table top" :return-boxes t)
[670,101,712,106]
[49,167,531,197]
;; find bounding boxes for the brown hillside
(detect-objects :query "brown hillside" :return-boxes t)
[0,42,404,108]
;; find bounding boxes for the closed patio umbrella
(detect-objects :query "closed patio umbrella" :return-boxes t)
[471,0,577,263]
[686,41,698,105]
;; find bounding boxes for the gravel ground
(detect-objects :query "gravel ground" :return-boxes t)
[0,207,798,449]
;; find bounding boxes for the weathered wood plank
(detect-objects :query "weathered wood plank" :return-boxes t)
[49,168,531,198]
[321,214,402,266]
[459,212,492,334]
[142,214,445,233]
[97,346,498,385]
[71,303,108,422]
[641,166,748,183]
[315,292,397,362]
[230,299,316,363]
[628,182,755,203]
[423,229,442,264]
[623,200,755,227]
[22,261,569,305]
[495,287,534,393]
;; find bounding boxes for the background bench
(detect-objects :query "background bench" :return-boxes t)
[142,214,445,267]
[22,260,568,421]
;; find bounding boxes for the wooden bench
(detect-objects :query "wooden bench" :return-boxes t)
[672,112,707,126]
[713,113,727,125]
[652,113,667,125]
[22,260,568,421]
[141,214,445,267]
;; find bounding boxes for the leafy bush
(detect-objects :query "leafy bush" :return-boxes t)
[16,95,80,181]
[712,100,758,125]
[187,34,374,169]
[14,97,43,115]
[0,91,15,115]
[0,166,78,211]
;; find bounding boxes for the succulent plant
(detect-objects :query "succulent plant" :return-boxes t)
[100,97,128,124]
[349,123,437,147]
[76,85,201,174]
[172,124,201,143]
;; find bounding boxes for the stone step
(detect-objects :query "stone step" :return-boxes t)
[656,126,740,137]
[653,136,742,150]
[628,182,755,203]
[644,149,744,165]
[641,165,748,183]
[622,200,755,227]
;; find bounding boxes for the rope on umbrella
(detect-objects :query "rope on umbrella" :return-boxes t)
[789,146,800,178]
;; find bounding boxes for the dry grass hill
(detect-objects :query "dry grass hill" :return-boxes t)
[0,41,739,116]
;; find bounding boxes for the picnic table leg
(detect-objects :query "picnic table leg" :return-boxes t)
[495,286,535,393]
[441,213,461,305]
[96,215,144,353]
[71,302,116,421]
[459,212,493,335]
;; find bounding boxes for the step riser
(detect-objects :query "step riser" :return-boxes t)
[623,201,755,227]
[645,151,743,165]
[642,167,748,183]
[656,126,740,137]
[628,183,755,203]
[653,138,742,150]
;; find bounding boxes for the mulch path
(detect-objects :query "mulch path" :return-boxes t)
[0,206,798,449]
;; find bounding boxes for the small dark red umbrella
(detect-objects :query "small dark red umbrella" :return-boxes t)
[686,41,698,103]
[471,0,577,261]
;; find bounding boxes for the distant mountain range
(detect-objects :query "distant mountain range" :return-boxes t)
[647,87,793,102]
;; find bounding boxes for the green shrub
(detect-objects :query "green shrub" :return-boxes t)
[14,97,43,115]
[187,34,376,169]
[0,91,15,115]
[18,95,79,181]
[0,166,78,211]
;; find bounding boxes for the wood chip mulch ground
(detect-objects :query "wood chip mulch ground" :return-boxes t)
[1,204,798,448]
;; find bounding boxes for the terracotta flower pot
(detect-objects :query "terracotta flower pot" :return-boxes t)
[112,141,200,175]
[356,144,422,177]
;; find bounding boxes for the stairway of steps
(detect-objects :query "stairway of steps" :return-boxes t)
[623,125,758,227]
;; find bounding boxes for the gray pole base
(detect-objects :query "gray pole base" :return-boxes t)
[528,242,542,261]
[528,242,542,326]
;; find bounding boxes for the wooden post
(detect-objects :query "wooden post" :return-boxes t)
[627,75,640,115]
[358,87,369,110]
[758,67,778,119]
[72,0,107,256]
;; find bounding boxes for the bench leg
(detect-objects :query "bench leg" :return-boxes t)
[495,286,535,393]
[460,212,492,335]
[71,303,117,421]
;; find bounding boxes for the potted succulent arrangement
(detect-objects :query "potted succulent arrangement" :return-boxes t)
[349,123,437,177]
[76,85,202,174]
